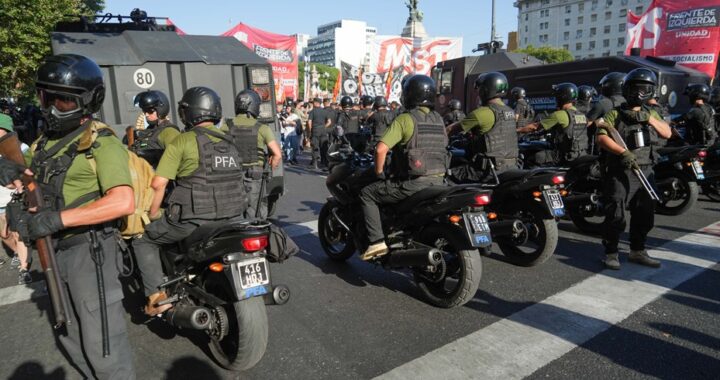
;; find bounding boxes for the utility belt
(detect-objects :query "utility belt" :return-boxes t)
[55,222,117,251]
[244,166,264,180]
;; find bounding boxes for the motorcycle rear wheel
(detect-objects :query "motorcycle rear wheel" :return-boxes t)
[656,174,698,216]
[497,209,558,267]
[205,279,269,371]
[568,204,605,235]
[318,202,356,261]
[414,224,482,308]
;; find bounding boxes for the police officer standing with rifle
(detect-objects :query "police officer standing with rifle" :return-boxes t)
[596,69,671,270]
[134,86,257,317]
[673,84,716,146]
[130,90,181,167]
[520,83,589,165]
[446,72,518,180]
[4,54,136,379]
[228,89,282,218]
[587,72,626,153]
[359,75,448,260]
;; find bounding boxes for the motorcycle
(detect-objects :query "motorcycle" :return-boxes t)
[653,145,705,215]
[318,135,493,308]
[156,219,289,371]
[449,135,565,267]
[700,141,720,201]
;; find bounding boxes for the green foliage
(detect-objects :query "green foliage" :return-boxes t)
[298,62,339,101]
[0,0,104,101]
[516,45,574,64]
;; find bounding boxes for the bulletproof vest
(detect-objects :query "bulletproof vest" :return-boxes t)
[576,102,591,115]
[473,103,519,168]
[341,110,361,133]
[609,95,625,108]
[167,124,257,220]
[686,104,716,145]
[373,110,394,137]
[227,118,268,166]
[30,122,108,212]
[553,108,589,162]
[130,120,179,167]
[358,109,371,126]
[514,99,535,127]
[607,109,658,168]
[390,109,449,178]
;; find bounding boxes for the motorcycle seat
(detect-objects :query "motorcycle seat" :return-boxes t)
[497,169,532,183]
[180,218,255,250]
[392,185,457,214]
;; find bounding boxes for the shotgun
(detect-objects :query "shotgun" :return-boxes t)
[0,132,72,328]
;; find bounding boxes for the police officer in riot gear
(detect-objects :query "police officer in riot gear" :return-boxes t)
[521,83,589,164]
[587,72,626,153]
[447,71,518,178]
[576,85,596,115]
[134,86,258,316]
[510,87,534,128]
[230,89,282,218]
[673,83,716,146]
[337,95,361,136]
[366,95,395,140]
[28,54,136,379]
[596,69,671,270]
[359,75,448,260]
[443,99,465,126]
[359,95,374,126]
[131,90,181,167]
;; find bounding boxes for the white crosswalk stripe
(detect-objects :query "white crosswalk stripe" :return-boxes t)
[376,221,720,380]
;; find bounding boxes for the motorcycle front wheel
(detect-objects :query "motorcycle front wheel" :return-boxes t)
[414,224,482,308]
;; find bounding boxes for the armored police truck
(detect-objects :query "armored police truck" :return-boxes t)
[51,11,284,213]
[434,52,711,117]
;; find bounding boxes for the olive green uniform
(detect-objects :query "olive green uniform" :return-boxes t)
[540,108,572,130]
[136,123,237,297]
[26,124,135,380]
[228,114,275,218]
[460,106,495,134]
[361,107,445,242]
[155,125,181,148]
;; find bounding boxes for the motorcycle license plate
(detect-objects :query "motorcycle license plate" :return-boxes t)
[462,212,492,248]
[231,257,271,300]
[543,189,566,217]
[691,160,705,180]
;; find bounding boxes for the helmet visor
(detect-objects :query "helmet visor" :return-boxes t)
[37,88,81,113]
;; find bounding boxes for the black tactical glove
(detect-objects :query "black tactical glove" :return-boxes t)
[0,158,24,186]
[620,150,639,170]
[27,210,64,240]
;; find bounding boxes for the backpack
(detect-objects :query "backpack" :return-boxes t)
[82,121,155,238]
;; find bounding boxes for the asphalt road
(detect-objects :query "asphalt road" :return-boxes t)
[0,149,718,380]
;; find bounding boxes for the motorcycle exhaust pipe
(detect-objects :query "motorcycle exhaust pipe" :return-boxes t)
[165,305,212,330]
[656,177,680,191]
[386,248,442,267]
[489,219,525,238]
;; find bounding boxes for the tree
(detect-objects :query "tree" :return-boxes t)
[298,62,339,101]
[516,45,574,64]
[0,0,104,101]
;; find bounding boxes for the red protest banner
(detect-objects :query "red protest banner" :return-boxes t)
[222,23,298,100]
[626,0,720,78]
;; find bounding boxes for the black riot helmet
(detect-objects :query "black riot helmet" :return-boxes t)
[510,87,526,101]
[710,86,720,106]
[134,90,170,120]
[361,95,374,107]
[373,96,388,109]
[177,86,222,128]
[599,72,625,97]
[401,74,436,109]
[234,89,262,118]
[340,96,354,109]
[448,99,462,111]
[474,72,509,104]
[622,69,657,107]
[552,83,578,107]
[577,85,597,103]
[684,83,711,103]
[35,54,105,133]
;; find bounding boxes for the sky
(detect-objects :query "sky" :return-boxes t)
[102,0,519,56]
